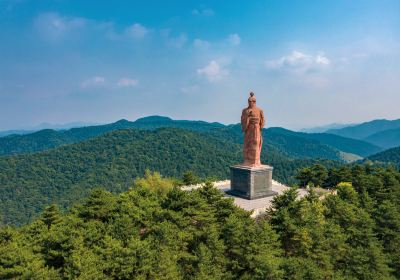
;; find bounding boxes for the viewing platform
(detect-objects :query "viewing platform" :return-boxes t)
[181,180,309,217]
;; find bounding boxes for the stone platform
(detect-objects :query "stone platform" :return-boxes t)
[228,165,277,199]
[182,180,308,217]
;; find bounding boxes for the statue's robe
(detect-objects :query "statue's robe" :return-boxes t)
[241,107,265,166]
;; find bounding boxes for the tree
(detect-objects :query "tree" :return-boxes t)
[182,171,199,186]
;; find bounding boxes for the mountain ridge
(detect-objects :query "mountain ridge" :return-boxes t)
[327,119,400,140]
[0,116,382,160]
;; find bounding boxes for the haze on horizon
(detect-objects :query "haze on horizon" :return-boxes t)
[0,0,399,131]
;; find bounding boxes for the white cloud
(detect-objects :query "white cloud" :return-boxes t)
[125,23,149,39]
[34,12,86,42]
[197,60,229,82]
[228,33,241,46]
[192,8,214,16]
[117,78,139,87]
[81,76,106,88]
[266,51,331,73]
[193,38,210,49]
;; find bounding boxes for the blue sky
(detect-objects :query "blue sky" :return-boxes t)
[0,0,399,130]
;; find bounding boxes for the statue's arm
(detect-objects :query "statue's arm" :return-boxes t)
[241,110,247,132]
[260,110,265,129]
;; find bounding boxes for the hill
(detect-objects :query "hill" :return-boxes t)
[363,127,400,149]
[367,146,400,168]
[300,122,352,133]
[267,127,382,158]
[1,116,374,162]
[0,116,224,156]
[327,119,400,139]
[0,127,337,225]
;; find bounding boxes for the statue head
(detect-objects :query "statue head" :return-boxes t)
[248,92,256,108]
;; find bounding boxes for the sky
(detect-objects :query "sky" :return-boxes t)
[0,0,399,130]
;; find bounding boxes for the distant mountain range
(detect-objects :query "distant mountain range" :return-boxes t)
[0,116,384,161]
[0,122,99,137]
[327,118,400,139]
[300,123,353,133]
[364,128,400,149]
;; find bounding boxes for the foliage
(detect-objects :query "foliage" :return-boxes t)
[367,146,400,168]
[1,165,400,279]
[0,127,338,226]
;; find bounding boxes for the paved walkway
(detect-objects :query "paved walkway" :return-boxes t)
[182,180,308,216]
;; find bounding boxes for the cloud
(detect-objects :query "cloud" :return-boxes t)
[197,60,229,82]
[117,78,139,87]
[192,8,214,16]
[193,39,210,49]
[124,23,149,39]
[160,29,187,48]
[266,51,331,73]
[80,76,106,88]
[227,33,241,46]
[34,12,87,42]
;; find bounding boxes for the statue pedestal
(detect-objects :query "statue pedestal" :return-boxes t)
[227,165,277,200]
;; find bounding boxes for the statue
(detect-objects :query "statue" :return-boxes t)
[229,91,275,199]
[241,92,265,167]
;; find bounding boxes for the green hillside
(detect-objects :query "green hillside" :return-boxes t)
[0,116,356,164]
[364,128,400,149]
[367,146,400,168]
[0,127,337,226]
[327,119,400,139]
[265,128,342,160]
[269,127,382,157]
[0,116,224,156]
[207,125,344,161]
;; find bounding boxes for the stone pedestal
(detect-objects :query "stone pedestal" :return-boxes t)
[227,165,277,200]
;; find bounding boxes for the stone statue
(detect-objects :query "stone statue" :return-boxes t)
[241,92,265,167]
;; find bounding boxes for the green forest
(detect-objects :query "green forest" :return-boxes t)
[367,146,400,168]
[0,116,382,160]
[0,128,338,226]
[1,165,399,279]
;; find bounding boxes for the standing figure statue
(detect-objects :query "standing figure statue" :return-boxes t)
[241,92,265,167]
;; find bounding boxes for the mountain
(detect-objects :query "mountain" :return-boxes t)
[300,123,353,133]
[205,125,344,161]
[327,119,400,140]
[0,122,99,137]
[0,116,379,162]
[0,127,339,225]
[0,116,224,156]
[267,127,382,158]
[0,129,35,137]
[363,128,400,149]
[367,146,400,168]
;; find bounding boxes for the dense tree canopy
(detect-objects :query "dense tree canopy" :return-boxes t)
[0,128,338,226]
[1,166,400,279]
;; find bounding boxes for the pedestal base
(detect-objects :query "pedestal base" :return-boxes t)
[227,165,277,200]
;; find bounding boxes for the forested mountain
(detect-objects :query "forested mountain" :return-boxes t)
[367,146,400,168]
[1,165,399,279]
[0,127,338,226]
[0,116,224,156]
[364,127,400,149]
[327,118,400,139]
[300,122,352,133]
[268,127,382,157]
[0,129,34,137]
[1,116,377,162]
